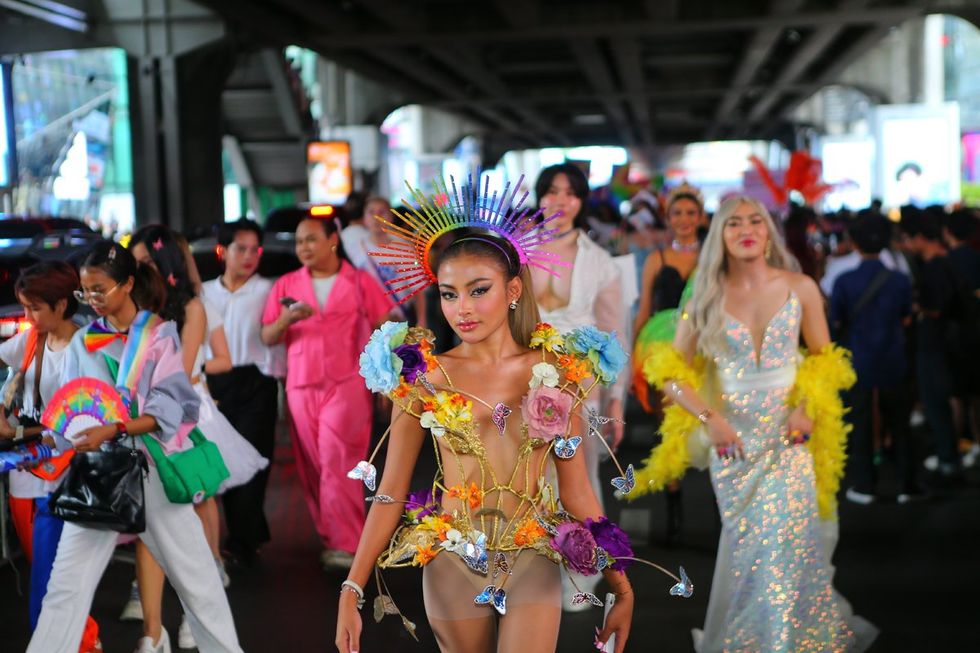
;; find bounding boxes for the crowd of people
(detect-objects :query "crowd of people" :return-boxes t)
[0,162,977,652]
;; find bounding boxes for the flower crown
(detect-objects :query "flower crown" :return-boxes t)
[369,174,569,303]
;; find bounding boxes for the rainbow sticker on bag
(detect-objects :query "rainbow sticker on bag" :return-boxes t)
[42,378,129,440]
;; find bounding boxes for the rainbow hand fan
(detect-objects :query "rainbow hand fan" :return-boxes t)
[42,378,129,440]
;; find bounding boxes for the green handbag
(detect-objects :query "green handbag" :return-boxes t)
[105,354,229,504]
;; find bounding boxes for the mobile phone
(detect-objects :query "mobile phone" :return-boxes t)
[279,296,297,308]
[600,592,616,653]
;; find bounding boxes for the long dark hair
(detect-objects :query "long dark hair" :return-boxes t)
[131,225,196,330]
[534,163,590,228]
[81,241,166,313]
[437,230,540,345]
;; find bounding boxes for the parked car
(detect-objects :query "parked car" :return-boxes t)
[189,205,340,282]
[0,215,104,342]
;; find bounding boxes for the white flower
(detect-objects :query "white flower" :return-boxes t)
[420,411,446,437]
[529,362,560,389]
[440,528,466,555]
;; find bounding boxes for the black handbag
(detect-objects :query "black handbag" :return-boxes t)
[50,436,148,534]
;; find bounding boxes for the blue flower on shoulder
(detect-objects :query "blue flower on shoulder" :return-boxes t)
[359,321,409,393]
[564,326,628,386]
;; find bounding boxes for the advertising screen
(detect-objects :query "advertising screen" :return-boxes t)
[0,62,14,189]
[874,103,961,208]
[307,141,352,205]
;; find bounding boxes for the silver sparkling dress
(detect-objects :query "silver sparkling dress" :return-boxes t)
[694,293,875,653]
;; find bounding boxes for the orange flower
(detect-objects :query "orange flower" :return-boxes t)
[423,398,438,412]
[513,517,547,547]
[413,544,438,566]
[393,382,412,398]
[447,482,484,510]
[559,354,590,383]
[420,339,438,371]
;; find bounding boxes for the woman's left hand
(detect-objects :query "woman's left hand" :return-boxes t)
[786,405,814,442]
[73,424,120,452]
[596,589,633,653]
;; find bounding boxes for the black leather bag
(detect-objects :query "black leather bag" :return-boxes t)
[50,438,148,534]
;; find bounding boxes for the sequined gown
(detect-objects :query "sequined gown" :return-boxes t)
[695,293,873,653]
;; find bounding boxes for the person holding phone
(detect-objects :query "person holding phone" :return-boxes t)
[261,215,395,570]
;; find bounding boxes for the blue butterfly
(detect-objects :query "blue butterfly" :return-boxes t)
[610,464,636,495]
[594,547,611,572]
[347,460,377,491]
[462,532,489,574]
[553,436,582,459]
[474,584,507,615]
[669,566,694,598]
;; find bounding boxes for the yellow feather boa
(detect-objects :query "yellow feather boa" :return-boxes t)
[630,343,706,499]
[628,343,855,521]
[790,344,856,519]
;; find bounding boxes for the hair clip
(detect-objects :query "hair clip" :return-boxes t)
[108,246,117,260]
[167,273,177,287]
[153,238,164,251]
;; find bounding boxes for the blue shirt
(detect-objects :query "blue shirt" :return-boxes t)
[830,259,912,388]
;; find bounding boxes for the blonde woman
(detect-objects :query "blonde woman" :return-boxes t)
[632,196,876,652]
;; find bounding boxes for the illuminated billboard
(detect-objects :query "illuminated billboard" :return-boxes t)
[0,62,15,189]
[307,141,352,205]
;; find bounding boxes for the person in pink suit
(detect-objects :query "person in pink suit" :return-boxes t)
[262,215,395,570]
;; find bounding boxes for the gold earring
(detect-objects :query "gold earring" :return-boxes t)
[331,245,337,252]
[765,241,773,259]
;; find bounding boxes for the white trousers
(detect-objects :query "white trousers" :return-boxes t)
[28,465,243,653]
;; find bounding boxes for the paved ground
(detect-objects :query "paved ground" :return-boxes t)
[1,411,978,652]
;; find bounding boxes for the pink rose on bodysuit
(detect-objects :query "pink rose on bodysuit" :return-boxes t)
[521,386,573,442]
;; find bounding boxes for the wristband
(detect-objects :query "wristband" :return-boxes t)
[341,579,365,610]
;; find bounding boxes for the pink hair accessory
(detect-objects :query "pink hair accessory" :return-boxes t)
[153,238,164,251]
[167,273,177,287]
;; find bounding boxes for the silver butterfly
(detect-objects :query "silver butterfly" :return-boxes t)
[586,406,621,439]
[418,374,437,394]
[347,460,377,491]
[553,436,582,459]
[610,464,636,495]
[571,591,604,607]
[594,547,611,572]
[669,566,694,598]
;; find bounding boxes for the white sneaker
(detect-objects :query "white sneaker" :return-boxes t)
[845,487,875,505]
[133,627,171,653]
[178,614,197,650]
[119,580,144,622]
[216,558,231,589]
[923,455,939,471]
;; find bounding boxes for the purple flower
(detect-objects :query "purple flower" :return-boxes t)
[586,517,633,572]
[406,487,442,520]
[394,344,427,384]
[550,521,599,576]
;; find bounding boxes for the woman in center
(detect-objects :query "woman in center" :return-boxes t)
[335,179,636,653]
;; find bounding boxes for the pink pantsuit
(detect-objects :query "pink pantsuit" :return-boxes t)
[263,262,393,553]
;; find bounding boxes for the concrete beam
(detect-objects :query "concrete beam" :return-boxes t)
[611,39,654,149]
[569,40,635,147]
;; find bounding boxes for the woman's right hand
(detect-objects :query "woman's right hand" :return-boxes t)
[280,303,314,327]
[335,592,363,653]
[705,413,742,458]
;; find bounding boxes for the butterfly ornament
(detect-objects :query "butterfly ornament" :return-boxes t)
[669,566,694,598]
[585,406,622,439]
[347,460,378,491]
[474,584,507,615]
[553,436,582,459]
[492,552,511,579]
[571,591,604,607]
[610,464,636,495]
[491,402,512,437]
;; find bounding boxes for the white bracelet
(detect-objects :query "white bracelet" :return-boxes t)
[341,579,365,610]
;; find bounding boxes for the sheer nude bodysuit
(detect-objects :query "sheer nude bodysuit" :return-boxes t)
[413,350,563,653]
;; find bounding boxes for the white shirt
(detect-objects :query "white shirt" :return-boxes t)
[312,275,337,310]
[341,224,372,270]
[820,249,911,296]
[196,296,225,374]
[201,275,285,378]
[0,330,71,498]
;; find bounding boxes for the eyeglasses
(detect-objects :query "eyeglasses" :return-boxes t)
[74,283,121,305]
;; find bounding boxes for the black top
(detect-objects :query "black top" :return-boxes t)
[651,249,689,312]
